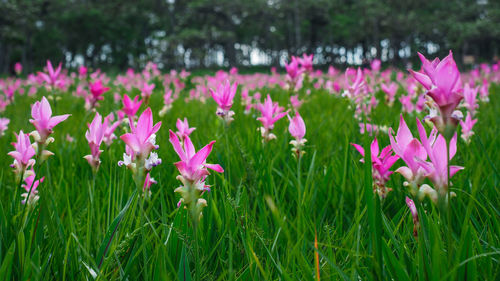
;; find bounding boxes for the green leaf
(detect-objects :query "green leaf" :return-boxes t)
[177,244,192,281]
[0,241,16,280]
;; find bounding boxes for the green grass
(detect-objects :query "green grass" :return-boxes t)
[0,81,499,280]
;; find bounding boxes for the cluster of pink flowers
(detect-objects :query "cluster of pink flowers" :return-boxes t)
[256,95,288,142]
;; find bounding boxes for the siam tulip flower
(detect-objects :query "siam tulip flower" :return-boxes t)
[285,57,304,91]
[29,96,70,145]
[169,130,223,221]
[343,68,365,98]
[371,59,381,72]
[21,172,44,205]
[459,112,477,143]
[290,95,303,110]
[351,138,399,198]
[399,95,415,113]
[66,134,74,143]
[288,112,307,158]
[0,117,9,136]
[297,54,314,73]
[405,196,419,238]
[159,89,174,116]
[175,118,196,142]
[86,80,110,109]
[120,107,161,159]
[415,118,463,202]
[79,66,88,78]
[15,62,22,75]
[140,82,155,103]
[388,115,428,195]
[8,131,36,176]
[102,113,121,146]
[410,51,463,137]
[256,94,288,141]
[121,95,142,119]
[462,84,479,115]
[381,82,398,105]
[210,80,237,123]
[84,113,105,172]
[142,172,157,198]
[39,60,62,88]
[479,82,489,102]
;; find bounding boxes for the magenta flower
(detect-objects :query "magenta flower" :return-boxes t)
[290,95,303,110]
[159,89,174,116]
[405,196,419,237]
[399,95,415,113]
[410,51,463,134]
[288,112,307,158]
[285,56,302,81]
[343,68,365,98]
[87,80,110,109]
[39,60,62,87]
[30,96,70,143]
[459,112,477,143]
[0,117,9,136]
[21,172,44,205]
[140,82,155,103]
[175,118,196,141]
[210,80,237,123]
[371,59,381,72]
[143,172,157,196]
[297,54,314,73]
[79,66,88,78]
[84,113,105,171]
[416,118,463,197]
[8,130,36,174]
[14,62,22,75]
[256,94,288,141]
[169,130,223,184]
[352,138,399,198]
[121,95,142,119]
[120,107,161,159]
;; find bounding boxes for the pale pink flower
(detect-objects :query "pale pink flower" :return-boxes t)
[143,172,157,195]
[290,95,303,110]
[405,196,419,237]
[21,172,44,205]
[140,82,155,100]
[459,112,477,143]
[462,84,479,115]
[30,96,70,143]
[381,82,398,104]
[288,112,307,158]
[14,62,22,75]
[38,60,62,87]
[176,118,196,141]
[371,59,381,72]
[84,113,105,171]
[8,130,36,174]
[0,117,9,136]
[103,113,121,146]
[297,54,314,73]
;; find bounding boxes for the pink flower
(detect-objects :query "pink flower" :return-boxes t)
[84,113,105,171]
[462,84,479,114]
[405,196,419,237]
[121,95,142,119]
[256,94,288,141]
[169,130,223,184]
[210,80,237,122]
[176,118,196,141]
[38,60,62,87]
[288,112,307,158]
[371,59,381,72]
[103,113,121,146]
[143,172,157,194]
[8,130,36,173]
[389,115,427,189]
[410,51,463,133]
[416,118,463,195]
[297,54,314,73]
[0,117,9,136]
[381,82,398,104]
[351,138,399,198]
[399,95,414,113]
[14,62,22,75]
[21,172,44,205]
[140,82,155,99]
[79,66,88,78]
[343,68,365,98]
[30,96,70,143]
[285,56,302,81]
[120,107,161,158]
[459,112,477,143]
[290,95,303,110]
[87,80,110,108]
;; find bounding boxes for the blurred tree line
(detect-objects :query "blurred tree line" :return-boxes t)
[0,0,499,73]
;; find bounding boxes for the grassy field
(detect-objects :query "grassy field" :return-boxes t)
[0,77,499,281]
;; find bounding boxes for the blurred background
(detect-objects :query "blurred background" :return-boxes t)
[1,0,499,74]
